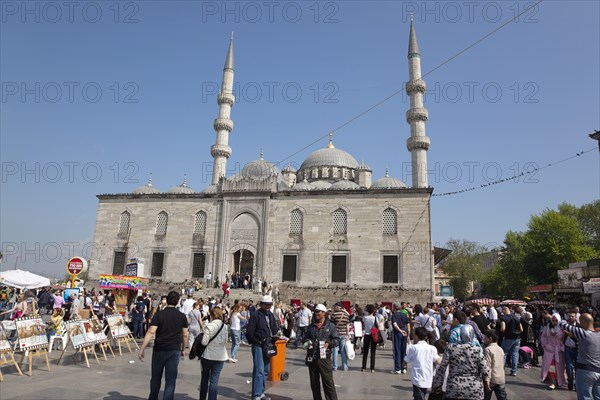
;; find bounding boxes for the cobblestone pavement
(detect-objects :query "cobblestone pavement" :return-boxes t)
[0,341,579,400]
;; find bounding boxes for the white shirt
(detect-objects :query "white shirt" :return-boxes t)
[230,313,241,331]
[405,340,439,389]
[181,298,195,315]
[489,307,498,321]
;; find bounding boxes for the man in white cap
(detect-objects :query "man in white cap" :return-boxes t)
[246,295,278,400]
[304,304,340,400]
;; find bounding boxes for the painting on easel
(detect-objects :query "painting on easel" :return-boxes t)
[83,319,107,342]
[15,316,48,351]
[0,324,12,352]
[64,320,88,349]
[106,315,129,338]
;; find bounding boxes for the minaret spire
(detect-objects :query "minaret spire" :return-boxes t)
[405,19,430,188]
[210,35,236,185]
[327,129,335,148]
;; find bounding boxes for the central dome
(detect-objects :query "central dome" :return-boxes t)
[299,147,359,171]
[239,157,280,180]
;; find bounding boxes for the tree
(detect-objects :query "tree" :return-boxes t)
[523,209,597,284]
[440,238,486,300]
[481,231,530,298]
[576,200,600,252]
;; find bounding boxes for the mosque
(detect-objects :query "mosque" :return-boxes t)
[90,19,435,304]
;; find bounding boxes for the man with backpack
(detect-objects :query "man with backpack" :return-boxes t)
[132,295,146,339]
[499,305,522,377]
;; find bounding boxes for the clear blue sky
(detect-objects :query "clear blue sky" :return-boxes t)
[1,1,599,278]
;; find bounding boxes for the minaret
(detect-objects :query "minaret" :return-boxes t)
[405,16,431,188]
[210,33,235,185]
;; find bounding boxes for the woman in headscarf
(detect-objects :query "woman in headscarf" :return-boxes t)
[539,313,566,390]
[431,324,490,400]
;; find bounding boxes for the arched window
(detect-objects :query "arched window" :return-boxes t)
[194,211,207,235]
[382,208,397,235]
[290,209,303,235]
[118,211,130,234]
[332,208,347,235]
[156,211,168,235]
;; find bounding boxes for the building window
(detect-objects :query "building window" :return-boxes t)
[332,209,347,234]
[156,211,168,235]
[118,211,130,235]
[382,208,397,235]
[194,211,207,235]
[290,209,303,235]
[331,255,347,283]
[383,255,399,283]
[282,255,297,282]
[151,252,165,277]
[192,253,206,278]
[112,251,126,275]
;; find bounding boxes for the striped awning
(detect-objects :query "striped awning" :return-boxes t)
[466,298,498,306]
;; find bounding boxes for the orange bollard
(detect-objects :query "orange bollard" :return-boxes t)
[267,339,288,382]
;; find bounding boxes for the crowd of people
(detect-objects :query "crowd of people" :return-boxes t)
[1,284,599,400]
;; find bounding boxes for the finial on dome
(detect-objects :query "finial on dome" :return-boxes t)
[148,173,153,186]
[182,174,188,187]
[259,149,264,160]
[327,129,335,149]
[385,167,389,177]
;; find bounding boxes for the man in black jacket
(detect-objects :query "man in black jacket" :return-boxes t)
[246,295,278,400]
[304,304,340,400]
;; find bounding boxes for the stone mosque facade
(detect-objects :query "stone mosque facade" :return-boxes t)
[90,20,434,304]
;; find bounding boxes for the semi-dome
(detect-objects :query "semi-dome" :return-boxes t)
[370,169,407,189]
[329,179,361,190]
[239,152,280,180]
[311,180,332,190]
[133,176,160,194]
[290,179,314,191]
[168,176,194,194]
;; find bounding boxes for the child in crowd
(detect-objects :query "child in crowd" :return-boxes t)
[484,330,508,400]
[405,327,440,400]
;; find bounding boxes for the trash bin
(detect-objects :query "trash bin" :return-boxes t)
[267,339,289,382]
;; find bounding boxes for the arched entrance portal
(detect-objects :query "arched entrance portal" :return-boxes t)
[233,249,254,276]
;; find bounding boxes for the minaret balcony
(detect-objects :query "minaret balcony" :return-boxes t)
[211,144,232,158]
[406,136,430,151]
[214,118,234,132]
[217,92,235,106]
[406,107,429,123]
[406,79,426,94]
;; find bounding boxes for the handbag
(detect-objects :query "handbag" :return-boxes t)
[345,339,355,360]
[263,340,277,359]
[371,315,383,343]
[189,321,224,360]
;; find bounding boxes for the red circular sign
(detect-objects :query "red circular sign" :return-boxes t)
[67,257,85,275]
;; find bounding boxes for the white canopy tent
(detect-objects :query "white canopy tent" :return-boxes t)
[0,269,51,290]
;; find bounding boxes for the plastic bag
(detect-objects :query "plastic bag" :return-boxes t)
[345,339,355,360]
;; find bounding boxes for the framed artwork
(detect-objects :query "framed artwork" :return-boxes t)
[83,319,107,342]
[0,323,13,351]
[15,316,48,351]
[64,320,88,349]
[105,314,129,338]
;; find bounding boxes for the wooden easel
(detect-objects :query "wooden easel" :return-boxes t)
[97,339,115,360]
[0,349,23,381]
[74,344,100,368]
[115,334,135,356]
[18,347,50,376]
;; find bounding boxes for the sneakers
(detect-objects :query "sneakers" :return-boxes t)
[509,372,517,376]
[401,369,407,374]
[548,384,556,390]
[391,370,402,374]
[229,358,238,363]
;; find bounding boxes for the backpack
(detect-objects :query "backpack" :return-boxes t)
[136,302,145,313]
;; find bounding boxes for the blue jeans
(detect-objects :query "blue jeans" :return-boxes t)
[230,329,241,358]
[501,338,520,375]
[133,318,144,338]
[564,346,577,386]
[393,331,408,372]
[332,335,347,370]
[149,350,180,400]
[251,343,270,398]
[576,368,600,400]
[200,358,224,400]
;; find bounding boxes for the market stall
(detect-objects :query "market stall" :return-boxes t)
[98,275,148,316]
[0,269,50,290]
